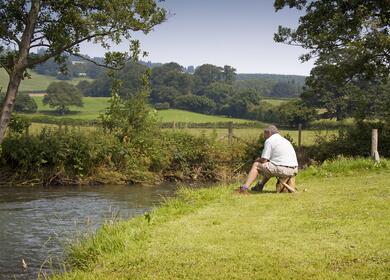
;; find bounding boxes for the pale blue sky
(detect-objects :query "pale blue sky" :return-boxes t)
[80,0,314,75]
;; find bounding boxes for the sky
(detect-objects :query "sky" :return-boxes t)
[80,0,314,76]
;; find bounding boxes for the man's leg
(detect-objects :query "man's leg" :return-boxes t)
[243,162,261,188]
[240,162,272,192]
[252,174,271,192]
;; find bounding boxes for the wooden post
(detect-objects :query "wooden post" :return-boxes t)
[172,121,176,130]
[371,129,380,162]
[228,122,233,145]
[298,123,302,147]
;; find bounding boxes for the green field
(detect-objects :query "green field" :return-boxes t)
[54,158,390,279]
[179,127,335,146]
[0,69,91,92]
[31,96,110,120]
[29,96,261,124]
[262,98,291,106]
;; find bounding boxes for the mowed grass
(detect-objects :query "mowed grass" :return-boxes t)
[54,158,390,279]
[0,69,91,92]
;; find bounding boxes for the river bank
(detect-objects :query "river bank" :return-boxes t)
[0,183,179,279]
[53,158,390,279]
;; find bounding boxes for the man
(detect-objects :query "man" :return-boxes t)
[239,125,298,193]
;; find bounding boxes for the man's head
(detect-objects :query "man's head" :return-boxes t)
[264,125,279,139]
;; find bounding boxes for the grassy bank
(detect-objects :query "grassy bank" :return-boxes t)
[54,158,390,279]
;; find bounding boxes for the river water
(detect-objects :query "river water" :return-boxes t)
[0,184,177,279]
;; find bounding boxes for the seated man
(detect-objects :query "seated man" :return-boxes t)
[239,125,298,193]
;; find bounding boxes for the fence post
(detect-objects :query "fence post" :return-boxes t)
[298,123,302,147]
[371,128,380,162]
[228,122,233,145]
[172,121,176,130]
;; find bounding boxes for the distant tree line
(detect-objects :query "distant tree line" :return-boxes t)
[75,61,305,121]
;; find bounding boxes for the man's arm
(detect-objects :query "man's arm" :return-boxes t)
[254,157,269,163]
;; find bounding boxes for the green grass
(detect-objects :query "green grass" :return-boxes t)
[262,98,292,106]
[30,96,110,120]
[28,96,261,124]
[156,109,258,124]
[175,128,336,146]
[54,158,390,279]
[0,69,92,92]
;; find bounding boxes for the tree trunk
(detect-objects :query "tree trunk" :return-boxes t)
[0,0,40,144]
[0,71,24,143]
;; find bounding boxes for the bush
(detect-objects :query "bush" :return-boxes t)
[1,129,121,178]
[162,131,219,180]
[307,121,390,161]
[8,115,31,134]
[154,102,170,110]
[0,93,38,113]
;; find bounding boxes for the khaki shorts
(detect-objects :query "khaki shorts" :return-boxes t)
[257,162,298,178]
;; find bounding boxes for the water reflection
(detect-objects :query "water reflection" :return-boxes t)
[0,184,177,279]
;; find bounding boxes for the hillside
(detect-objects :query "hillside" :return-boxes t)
[237,73,306,85]
[29,96,259,124]
[0,68,91,92]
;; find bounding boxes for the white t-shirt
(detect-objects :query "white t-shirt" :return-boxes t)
[261,133,298,167]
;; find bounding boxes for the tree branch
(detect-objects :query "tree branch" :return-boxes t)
[26,30,119,67]
[65,51,124,70]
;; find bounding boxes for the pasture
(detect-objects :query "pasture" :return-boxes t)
[0,69,91,92]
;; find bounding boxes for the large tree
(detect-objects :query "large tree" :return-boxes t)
[274,0,390,121]
[0,0,166,143]
[43,81,83,114]
[274,0,390,80]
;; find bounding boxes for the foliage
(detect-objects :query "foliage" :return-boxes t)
[174,95,217,114]
[277,99,317,127]
[308,121,390,161]
[8,114,31,134]
[161,131,220,181]
[275,0,390,122]
[274,0,390,80]
[0,92,37,113]
[43,82,83,114]
[269,80,301,98]
[0,0,166,143]
[1,128,121,178]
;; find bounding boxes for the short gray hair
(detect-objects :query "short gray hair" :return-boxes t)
[264,125,279,135]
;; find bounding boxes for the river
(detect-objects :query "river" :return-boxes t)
[0,184,177,279]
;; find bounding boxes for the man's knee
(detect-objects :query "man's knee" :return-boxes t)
[252,162,260,169]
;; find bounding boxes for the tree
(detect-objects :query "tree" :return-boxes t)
[174,95,217,114]
[269,81,300,98]
[274,0,390,80]
[43,82,83,114]
[274,0,390,122]
[0,92,37,113]
[0,0,166,143]
[193,64,223,93]
[278,100,317,128]
[222,65,237,84]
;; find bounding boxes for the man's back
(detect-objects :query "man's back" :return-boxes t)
[261,133,298,167]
